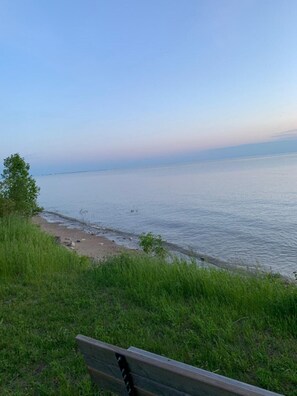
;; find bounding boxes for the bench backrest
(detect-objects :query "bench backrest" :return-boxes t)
[76,335,282,396]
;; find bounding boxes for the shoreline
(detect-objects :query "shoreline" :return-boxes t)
[32,215,129,261]
[34,211,294,282]
[34,211,232,270]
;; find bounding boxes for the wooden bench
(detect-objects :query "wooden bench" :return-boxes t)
[76,335,282,396]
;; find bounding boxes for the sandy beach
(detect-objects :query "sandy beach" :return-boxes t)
[32,215,128,261]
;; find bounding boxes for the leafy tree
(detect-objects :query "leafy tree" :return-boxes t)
[0,153,42,216]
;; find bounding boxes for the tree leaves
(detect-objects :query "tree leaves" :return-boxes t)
[0,154,42,217]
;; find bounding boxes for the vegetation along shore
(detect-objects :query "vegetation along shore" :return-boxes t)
[0,215,296,395]
[32,215,128,261]
[0,154,296,395]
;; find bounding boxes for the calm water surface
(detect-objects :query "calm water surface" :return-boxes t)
[36,154,297,278]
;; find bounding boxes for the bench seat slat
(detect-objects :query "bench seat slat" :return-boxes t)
[132,372,194,396]
[126,357,239,396]
[83,355,123,381]
[88,366,128,395]
[127,347,281,396]
[88,366,164,396]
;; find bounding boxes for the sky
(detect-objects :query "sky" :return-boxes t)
[1,0,297,174]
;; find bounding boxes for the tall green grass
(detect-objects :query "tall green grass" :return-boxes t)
[0,216,296,395]
[96,254,297,329]
[89,254,297,393]
[0,216,87,280]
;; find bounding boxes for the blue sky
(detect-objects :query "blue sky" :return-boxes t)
[1,0,297,174]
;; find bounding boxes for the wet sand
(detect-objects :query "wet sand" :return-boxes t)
[32,215,128,261]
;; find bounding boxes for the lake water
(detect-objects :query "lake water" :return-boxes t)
[36,154,297,278]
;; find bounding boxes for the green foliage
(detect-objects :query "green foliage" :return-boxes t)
[0,196,15,217]
[0,153,42,216]
[0,217,296,395]
[0,216,88,280]
[139,232,167,257]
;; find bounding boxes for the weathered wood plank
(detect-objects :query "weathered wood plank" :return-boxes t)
[77,336,155,396]
[132,372,192,396]
[128,347,282,396]
[82,354,123,381]
[76,335,282,396]
[87,366,127,395]
[126,357,241,396]
[77,335,128,361]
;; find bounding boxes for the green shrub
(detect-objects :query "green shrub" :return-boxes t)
[139,232,167,258]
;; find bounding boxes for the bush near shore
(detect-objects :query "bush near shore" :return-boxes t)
[0,216,296,395]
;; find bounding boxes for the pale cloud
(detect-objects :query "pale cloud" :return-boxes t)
[272,129,297,141]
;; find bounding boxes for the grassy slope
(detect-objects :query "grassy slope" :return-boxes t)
[0,216,296,395]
